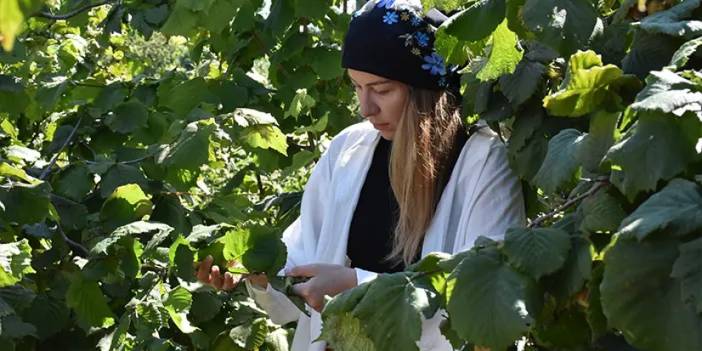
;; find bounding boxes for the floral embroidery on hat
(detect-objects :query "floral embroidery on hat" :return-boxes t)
[400,12,410,21]
[398,33,414,47]
[410,16,422,27]
[383,11,399,24]
[411,48,421,56]
[376,0,396,9]
[415,32,430,47]
[422,53,447,76]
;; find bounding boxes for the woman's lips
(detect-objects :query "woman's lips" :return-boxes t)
[373,123,390,130]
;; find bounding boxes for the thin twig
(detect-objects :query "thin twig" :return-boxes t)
[39,118,82,180]
[34,1,113,20]
[255,172,266,199]
[528,181,608,228]
[58,225,89,257]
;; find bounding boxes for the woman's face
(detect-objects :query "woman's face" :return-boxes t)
[348,69,410,140]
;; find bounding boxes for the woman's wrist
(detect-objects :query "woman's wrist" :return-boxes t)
[247,273,269,290]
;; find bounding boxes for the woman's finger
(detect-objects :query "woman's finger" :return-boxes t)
[222,272,238,291]
[210,265,223,289]
[291,281,310,298]
[292,282,324,312]
[196,255,214,283]
[287,264,319,278]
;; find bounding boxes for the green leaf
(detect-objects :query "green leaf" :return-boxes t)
[22,293,70,340]
[240,124,288,156]
[447,251,540,350]
[543,50,630,117]
[0,314,37,338]
[65,273,115,329]
[308,47,344,80]
[157,78,218,116]
[601,236,702,351]
[441,0,506,42]
[434,28,472,67]
[507,104,548,181]
[285,89,316,119]
[229,317,267,349]
[668,36,702,71]
[522,0,601,56]
[265,0,295,39]
[293,0,327,20]
[157,121,214,171]
[160,4,199,37]
[190,292,222,323]
[320,312,374,351]
[586,264,607,341]
[0,240,34,287]
[164,287,198,334]
[498,59,546,106]
[476,20,523,81]
[54,165,93,202]
[180,0,216,12]
[106,100,149,134]
[99,184,153,230]
[579,189,626,233]
[202,0,242,33]
[0,0,42,51]
[543,235,592,300]
[533,305,590,349]
[0,75,29,117]
[92,221,174,256]
[99,163,148,198]
[320,283,375,351]
[98,313,131,351]
[0,182,51,225]
[630,70,702,115]
[671,237,702,313]
[638,0,702,38]
[619,179,702,240]
[503,227,572,279]
[222,226,287,275]
[532,129,584,194]
[577,110,619,173]
[606,112,700,200]
[171,236,196,281]
[231,108,278,127]
[351,273,436,351]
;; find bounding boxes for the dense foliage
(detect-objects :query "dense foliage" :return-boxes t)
[0,0,355,349]
[0,0,701,351]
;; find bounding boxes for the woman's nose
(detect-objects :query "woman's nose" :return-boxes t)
[359,91,380,118]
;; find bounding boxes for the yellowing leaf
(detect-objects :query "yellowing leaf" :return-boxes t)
[476,20,523,81]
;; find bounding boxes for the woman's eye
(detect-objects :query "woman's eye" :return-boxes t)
[375,89,390,95]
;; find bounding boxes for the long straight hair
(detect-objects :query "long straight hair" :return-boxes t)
[387,88,464,266]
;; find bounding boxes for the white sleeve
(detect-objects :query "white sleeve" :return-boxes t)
[456,139,526,251]
[246,145,335,324]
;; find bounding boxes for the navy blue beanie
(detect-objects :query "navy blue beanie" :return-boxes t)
[342,0,460,92]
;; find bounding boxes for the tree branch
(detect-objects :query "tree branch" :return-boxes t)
[528,181,609,228]
[35,1,113,21]
[40,118,82,180]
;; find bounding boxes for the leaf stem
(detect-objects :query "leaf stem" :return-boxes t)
[40,117,82,180]
[528,180,608,228]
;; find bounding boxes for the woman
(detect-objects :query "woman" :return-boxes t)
[197,0,525,349]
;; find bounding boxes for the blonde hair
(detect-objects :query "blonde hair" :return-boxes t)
[388,88,465,266]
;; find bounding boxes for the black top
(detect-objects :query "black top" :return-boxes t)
[346,130,470,273]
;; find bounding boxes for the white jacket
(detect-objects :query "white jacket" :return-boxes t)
[246,121,525,350]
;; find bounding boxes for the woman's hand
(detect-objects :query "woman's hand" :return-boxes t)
[195,255,268,290]
[288,264,357,312]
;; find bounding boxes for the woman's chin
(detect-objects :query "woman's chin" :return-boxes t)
[379,130,395,140]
